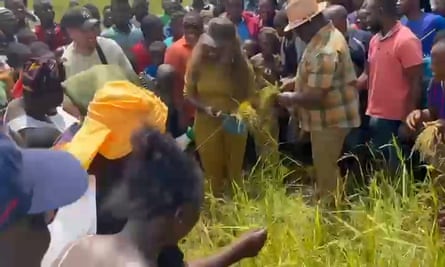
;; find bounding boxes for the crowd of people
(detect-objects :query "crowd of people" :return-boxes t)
[1,0,445,265]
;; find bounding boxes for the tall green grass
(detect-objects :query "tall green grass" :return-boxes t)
[183,160,445,266]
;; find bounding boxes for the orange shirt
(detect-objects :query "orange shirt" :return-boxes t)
[164,37,195,122]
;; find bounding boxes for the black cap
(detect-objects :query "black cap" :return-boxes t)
[61,7,99,30]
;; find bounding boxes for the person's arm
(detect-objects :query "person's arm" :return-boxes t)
[164,46,183,110]
[188,229,267,267]
[356,62,368,90]
[356,33,374,90]
[435,16,445,33]
[281,52,338,109]
[397,37,423,110]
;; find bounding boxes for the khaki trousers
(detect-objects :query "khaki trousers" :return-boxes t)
[311,128,350,199]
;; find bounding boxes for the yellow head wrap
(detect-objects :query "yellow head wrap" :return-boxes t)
[62,81,168,169]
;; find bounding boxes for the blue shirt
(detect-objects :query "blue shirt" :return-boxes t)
[164,37,173,47]
[401,13,445,56]
[101,25,143,51]
[144,65,158,78]
[237,20,251,42]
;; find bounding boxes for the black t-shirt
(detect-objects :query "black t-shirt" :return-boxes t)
[348,29,372,123]
[348,28,372,75]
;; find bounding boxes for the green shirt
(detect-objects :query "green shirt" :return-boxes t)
[160,14,171,26]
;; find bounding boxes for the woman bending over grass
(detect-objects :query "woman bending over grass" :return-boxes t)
[53,126,267,267]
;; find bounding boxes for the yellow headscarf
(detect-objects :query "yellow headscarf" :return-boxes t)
[62,81,168,169]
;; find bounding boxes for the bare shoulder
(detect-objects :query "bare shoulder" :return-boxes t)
[53,235,146,267]
[51,236,103,267]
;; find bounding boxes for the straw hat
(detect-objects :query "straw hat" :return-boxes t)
[284,0,328,32]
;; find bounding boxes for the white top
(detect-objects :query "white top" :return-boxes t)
[41,176,97,267]
[62,37,135,79]
[7,107,79,134]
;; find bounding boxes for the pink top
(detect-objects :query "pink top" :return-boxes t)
[366,22,423,121]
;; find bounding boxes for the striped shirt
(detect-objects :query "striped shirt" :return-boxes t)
[295,23,360,131]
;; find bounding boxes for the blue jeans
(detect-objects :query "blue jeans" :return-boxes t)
[368,117,402,170]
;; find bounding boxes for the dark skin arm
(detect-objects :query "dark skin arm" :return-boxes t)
[186,96,219,115]
[356,62,368,90]
[278,80,329,110]
[188,229,267,267]
[404,64,423,111]
[288,87,328,109]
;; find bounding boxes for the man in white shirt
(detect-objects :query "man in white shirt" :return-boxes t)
[60,6,134,79]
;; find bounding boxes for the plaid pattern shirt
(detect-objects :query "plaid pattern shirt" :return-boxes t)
[295,23,360,131]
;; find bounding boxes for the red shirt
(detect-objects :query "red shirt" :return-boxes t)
[34,24,68,51]
[131,42,151,73]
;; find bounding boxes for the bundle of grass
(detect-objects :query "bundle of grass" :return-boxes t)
[413,120,445,172]
[235,83,281,163]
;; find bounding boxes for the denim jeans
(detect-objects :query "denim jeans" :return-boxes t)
[368,117,402,170]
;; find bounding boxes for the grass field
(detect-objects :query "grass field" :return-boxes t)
[28,0,192,20]
[182,160,445,266]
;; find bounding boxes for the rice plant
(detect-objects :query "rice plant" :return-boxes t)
[183,158,445,266]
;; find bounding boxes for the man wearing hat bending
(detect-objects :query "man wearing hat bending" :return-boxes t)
[277,0,360,202]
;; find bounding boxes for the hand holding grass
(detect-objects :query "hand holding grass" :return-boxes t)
[406,109,432,131]
[232,228,268,259]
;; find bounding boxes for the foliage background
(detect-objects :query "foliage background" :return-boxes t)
[28,0,193,20]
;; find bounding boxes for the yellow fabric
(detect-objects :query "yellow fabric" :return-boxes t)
[185,63,255,194]
[184,63,256,113]
[194,114,247,195]
[62,81,168,169]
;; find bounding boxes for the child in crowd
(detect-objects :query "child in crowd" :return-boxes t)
[243,39,259,59]
[34,0,69,50]
[102,5,113,29]
[405,34,445,133]
[250,27,281,85]
[404,37,445,174]
[154,64,178,135]
[16,28,37,46]
[249,27,281,163]
[165,10,186,47]
[355,8,370,31]
[144,41,167,79]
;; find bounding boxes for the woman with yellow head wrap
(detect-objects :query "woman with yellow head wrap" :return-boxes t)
[59,80,167,235]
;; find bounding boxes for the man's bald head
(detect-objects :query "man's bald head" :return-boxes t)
[324,4,348,34]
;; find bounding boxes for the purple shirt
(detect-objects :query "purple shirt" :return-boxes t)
[428,81,445,119]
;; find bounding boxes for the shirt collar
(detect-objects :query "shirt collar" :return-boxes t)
[377,21,401,41]
[305,22,334,51]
